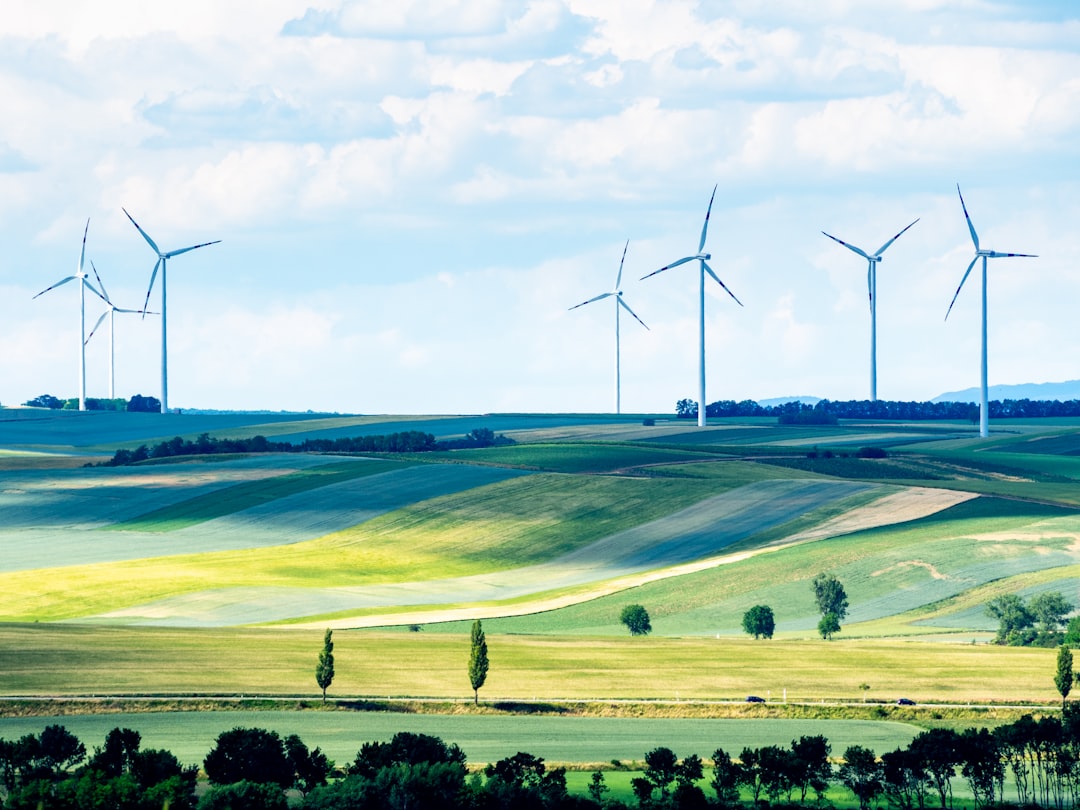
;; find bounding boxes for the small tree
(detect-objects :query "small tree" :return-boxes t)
[469,619,489,705]
[839,745,884,810]
[620,604,652,636]
[818,612,841,640]
[1030,591,1074,634]
[986,594,1035,644]
[1056,644,1074,707]
[742,605,775,639]
[315,629,334,703]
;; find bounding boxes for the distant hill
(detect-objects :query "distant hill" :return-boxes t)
[932,380,1080,403]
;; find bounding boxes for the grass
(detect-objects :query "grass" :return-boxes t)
[0,473,731,621]
[0,625,1064,705]
[432,442,730,473]
[111,458,409,531]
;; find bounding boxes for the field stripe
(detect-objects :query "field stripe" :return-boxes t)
[90,480,880,626]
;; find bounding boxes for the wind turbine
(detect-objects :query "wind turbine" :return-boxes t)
[568,240,649,414]
[123,208,220,414]
[945,184,1037,438]
[85,261,157,400]
[641,185,742,427]
[822,217,919,402]
[31,219,101,411]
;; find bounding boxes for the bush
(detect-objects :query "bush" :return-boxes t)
[856,446,887,459]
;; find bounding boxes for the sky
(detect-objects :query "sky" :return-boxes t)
[1,1,1078,415]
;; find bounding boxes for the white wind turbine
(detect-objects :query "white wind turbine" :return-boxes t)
[945,184,1037,439]
[123,208,220,414]
[822,217,919,402]
[641,185,742,427]
[85,261,157,400]
[568,240,649,414]
[31,219,101,411]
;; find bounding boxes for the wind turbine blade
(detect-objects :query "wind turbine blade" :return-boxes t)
[698,184,717,253]
[78,218,90,276]
[641,255,694,280]
[821,231,870,260]
[945,255,979,321]
[873,217,920,256]
[166,239,221,258]
[615,239,629,290]
[141,258,162,317]
[956,185,979,251]
[618,296,649,330]
[867,263,873,312]
[569,292,613,310]
[703,261,744,307]
[85,311,109,344]
[32,276,76,298]
[89,260,111,303]
[123,208,162,255]
[81,277,104,300]
[987,251,1038,259]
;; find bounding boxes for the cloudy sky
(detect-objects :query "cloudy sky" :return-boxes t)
[1,1,1078,414]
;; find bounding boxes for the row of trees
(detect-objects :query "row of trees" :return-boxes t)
[22,394,160,412]
[11,710,1080,810]
[103,427,514,466]
[675,397,1080,421]
[987,592,1076,647]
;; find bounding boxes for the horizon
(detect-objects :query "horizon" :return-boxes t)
[1,2,1078,414]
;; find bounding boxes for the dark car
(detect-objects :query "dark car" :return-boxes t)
[746,695,766,703]
[896,698,916,706]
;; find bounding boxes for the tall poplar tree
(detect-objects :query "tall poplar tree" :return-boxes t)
[1056,643,1074,707]
[315,628,335,702]
[469,619,489,705]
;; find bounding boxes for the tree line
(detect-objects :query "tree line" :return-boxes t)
[676,398,1080,421]
[22,394,161,412]
[9,709,1080,810]
[101,427,514,466]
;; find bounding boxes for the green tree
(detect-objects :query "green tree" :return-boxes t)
[468,619,489,705]
[619,604,652,636]
[1030,591,1074,634]
[203,727,291,789]
[839,745,884,810]
[818,612,841,640]
[741,605,775,639]
[710,747,743,807]
[812,573,849,620]
[315,629,334,703]
[986,594,1034,644]
[1056,644,1074,707]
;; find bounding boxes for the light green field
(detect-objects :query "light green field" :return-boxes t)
[0,625,1062,705]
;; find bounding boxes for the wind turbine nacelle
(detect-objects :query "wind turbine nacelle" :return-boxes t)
[698,253,711,261]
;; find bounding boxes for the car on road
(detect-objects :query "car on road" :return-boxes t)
[746,695,765,703]
[896,698,916,706]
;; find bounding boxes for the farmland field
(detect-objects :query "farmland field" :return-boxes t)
[2,407,1080,734]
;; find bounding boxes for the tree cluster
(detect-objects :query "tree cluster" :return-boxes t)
[102,427,514,466]
[15,711,1080,810]
[986,591,1074,646]
[21,394,157,412]
[676,397,1080,421]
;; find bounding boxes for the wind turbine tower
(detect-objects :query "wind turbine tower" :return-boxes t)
[822,217,919,401]
[568,240,649,414]
[86,261,156,399]
[642,186,742,427]
[945,185,1037,438]
[32,219,100,411]
[123,208,220,413]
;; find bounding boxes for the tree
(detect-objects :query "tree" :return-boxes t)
[315,628,334,702]
[812,573,849,621]
[468,619,489,705]
[1030,591,1074,634]
[711,747,743,807]
[818,612,841,640]
[203,727,292,789]
[986,594,1035,644]
[839,745,884,810]
[742,605,775,639]
[1056,644,1074,707]
[23,394,63,409]
[619,604,652,636]
[126,394,161,413]
[284,734,331,794]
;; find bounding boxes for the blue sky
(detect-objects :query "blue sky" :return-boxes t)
[1,1,1078,414]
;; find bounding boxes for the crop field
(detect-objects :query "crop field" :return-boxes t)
[0,710,921,768]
